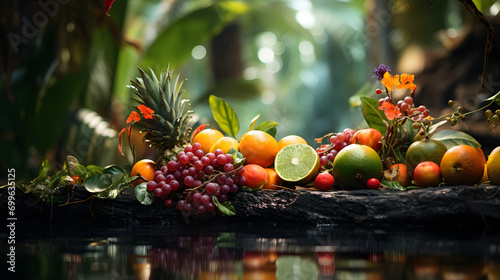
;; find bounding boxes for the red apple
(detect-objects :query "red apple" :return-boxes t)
[350,128,383,151]
[414,161,442,187]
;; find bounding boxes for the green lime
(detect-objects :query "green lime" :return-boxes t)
[274,144,320,185]
[332,144,383,190]
[405,138,447,173]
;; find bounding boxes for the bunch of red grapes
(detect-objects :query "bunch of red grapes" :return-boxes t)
[316,128,356,168]
[145,142,246,221]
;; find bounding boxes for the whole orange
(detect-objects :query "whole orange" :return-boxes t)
[440,145,485,185]
[263,168,283,190]
[192,129,224,154]
[130,159,157,187]
[388,163,411,187]
[239,130,279,168]
[241,164,269,189]
[350,128,383,151]
[278,135,308,151]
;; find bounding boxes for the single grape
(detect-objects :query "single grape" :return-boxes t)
[155,174,166,183]
[329,135,337,144]
[195,170,205,179]
[167,160,177,171]
[218,194,228,202]
[337,133,346,143]
[184,145,193,153]
[418,105,427,112]
[204,165,214,175]
[147,181,158,192]
[192,142,202,151]
[206,152,216,161]
[334,141,343,151]
[193,180,202,188]
[206,183,216,194]
[170,180,180,190]
[190,156,200,164]
[404,96,413,106]
[186,152,194,160]
[184,203,193,212]
[217,174,227,185]
[400,102,409,112]
[177,200,186,210]
[200,194,210,205]
[164,199,173,208]
[173,170,182,180]
[397,100,403,108]
[176,164,185,171]
[205,202,215,212]
[230,184,239,193]
[165,174,175,183]
[198,205,206,214]
[238,176,247,186]
[162,184,171,195]
[194,149,204,159]
[343,128,355,139]
[225,178,234,186]
[154,170,163,180]
[320,156,328,166]
[211,159,221,167]
[214,189,221,197]
[237,166,245,174]
[214,149,224,156]
[223,163,234,172]
[178,155,190,165]
[217,154,228,165]
[221,184,230,194]
[201,156,211,166]
[184,176,194,186]
[225,154,233,164]
[327,152,336,162]
[188,167,197,176]
[181,169,189,178]
[154,188,163,197]
[378,98,385,106]
[193,192,202,202]
[177,151,186,157]
[160,165,168,174]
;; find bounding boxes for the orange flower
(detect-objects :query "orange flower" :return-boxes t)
[378,101,401,120]
[138,105,155,119]
[397,73,417,91]
[381,72,400,92]
[126,111,141,123]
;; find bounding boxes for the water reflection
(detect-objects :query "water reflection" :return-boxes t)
[3,224,500,279]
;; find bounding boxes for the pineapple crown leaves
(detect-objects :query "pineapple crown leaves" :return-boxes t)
[127,66,193,149]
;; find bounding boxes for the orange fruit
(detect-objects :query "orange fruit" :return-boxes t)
[241,164,269,189]
[130,159,157,187]
[405,139,447,174]
[209,136,239,154]
[128,123,161,160]
[239,130,279,168]
[192,129,224,154]
[388,163,411,187]
[440,145,485,185]
[487,146,500,185]
[332,144,383,190]
[350,128,383,151]
[263,168,282,190]
[278,135,308,151]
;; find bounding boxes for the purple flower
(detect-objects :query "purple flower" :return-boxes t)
[371,64,391,80]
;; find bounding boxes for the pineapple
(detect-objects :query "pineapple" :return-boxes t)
[127,66,193,163]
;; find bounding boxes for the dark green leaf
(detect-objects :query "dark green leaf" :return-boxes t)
[430,130,481,149]
[241,184,263,192]
[209,95,239,138]
[84,174,112,193]
[135,182,155,205]
[360,97,387,135]
[254,121,279,137]
[103,165,126,175]
[86,165,103,175]
[381,180,406,191]
[37,159,51,183]
[212,196,236,216]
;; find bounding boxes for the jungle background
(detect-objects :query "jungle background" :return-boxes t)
[1,0,499,181]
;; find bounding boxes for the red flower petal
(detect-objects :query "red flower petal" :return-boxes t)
[378,102,401,120]
[126,111,141,123]
[191,124,208,143]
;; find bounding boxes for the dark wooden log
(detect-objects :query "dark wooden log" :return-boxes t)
[2,185,500,227]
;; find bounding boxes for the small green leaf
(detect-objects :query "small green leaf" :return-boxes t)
[103,165,126,175]
[248,114,260,132]
[241,184,263,192]
[484,90,500,101]
[381,180,406,191]
[73,164,87,178]
[254,121,279,137]
[134,182,155,205]
[209,95,239,138]
[37,159,51,182]
[86,165,103,177]
[430,130,481,149]
[212,196,236,216]
[84,174,112,193]
[360,97,387,135]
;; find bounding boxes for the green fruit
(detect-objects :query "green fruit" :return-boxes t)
[332,144,383,190]
[405,139,447,173]
[275,144,320,185]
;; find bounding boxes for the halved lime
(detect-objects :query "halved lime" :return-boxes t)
[274,144,320,184]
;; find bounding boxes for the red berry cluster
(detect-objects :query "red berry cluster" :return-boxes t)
[378,96,429,121]
[316,128,356,168]
[145,142,246,222]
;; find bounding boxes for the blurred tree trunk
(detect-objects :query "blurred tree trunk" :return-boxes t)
[209,22,244,84]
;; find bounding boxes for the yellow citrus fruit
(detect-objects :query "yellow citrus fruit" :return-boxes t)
[130,159,156,187]
[487,146,500,185]
[440,145,485,185]
[263,168,283,190]
[239,130,279,168]
[332,144,383,190]
[274,144,320,185]
[192,129,224,154]
[405,139,447,174]
[480,164,489,184]
[209,136,239,154]
[278,135,308,151]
